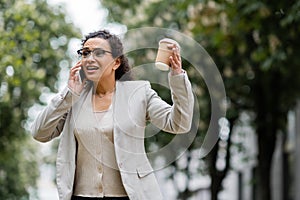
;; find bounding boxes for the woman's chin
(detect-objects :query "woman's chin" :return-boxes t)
[85,74,100,82]
[87,76,103,84]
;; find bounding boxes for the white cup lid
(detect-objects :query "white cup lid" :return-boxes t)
[159,38,180,49]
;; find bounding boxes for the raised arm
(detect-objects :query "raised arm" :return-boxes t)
[146,72,194,133]
[31,61,85,142]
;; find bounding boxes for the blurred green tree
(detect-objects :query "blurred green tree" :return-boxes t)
[101,0,300,200]
[204,1,300,199]
[0,0,79,199]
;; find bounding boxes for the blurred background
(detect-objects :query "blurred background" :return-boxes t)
[0,0,300,200]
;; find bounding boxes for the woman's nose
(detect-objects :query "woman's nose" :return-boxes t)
[86,53,96,62]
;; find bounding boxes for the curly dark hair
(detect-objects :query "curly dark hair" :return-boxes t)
[81,30,131,81]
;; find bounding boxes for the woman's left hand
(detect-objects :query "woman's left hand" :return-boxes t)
[168,44,183,75]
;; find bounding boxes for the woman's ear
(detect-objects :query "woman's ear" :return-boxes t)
[113,58,121,70]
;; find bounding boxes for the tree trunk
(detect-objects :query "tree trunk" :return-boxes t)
[211,178,220,200]
[252,68,284,200]
[209,117,235,200]
[210,142,221,200]
[256,126,276,200]
[282,133,290,200]
[209,138,231,200]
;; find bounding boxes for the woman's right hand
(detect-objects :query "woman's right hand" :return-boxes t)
[68,61,85,95]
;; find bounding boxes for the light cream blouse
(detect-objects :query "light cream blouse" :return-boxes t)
[73,90,127,197]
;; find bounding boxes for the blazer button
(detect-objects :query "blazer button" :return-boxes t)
[98,183,103,193]
[98,165,102,173]
[118,163,123,169]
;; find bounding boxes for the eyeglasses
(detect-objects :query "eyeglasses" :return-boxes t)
[77,48,112,59]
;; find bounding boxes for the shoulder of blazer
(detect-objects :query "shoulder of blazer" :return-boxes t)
[116,80,151,90]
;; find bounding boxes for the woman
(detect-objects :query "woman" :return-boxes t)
[32,30,194,200]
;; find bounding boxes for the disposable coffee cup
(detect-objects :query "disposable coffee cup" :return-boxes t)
[155,38,180,71]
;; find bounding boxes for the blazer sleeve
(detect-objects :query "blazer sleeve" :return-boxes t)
[146,71,194,134]
[31,86,80,143]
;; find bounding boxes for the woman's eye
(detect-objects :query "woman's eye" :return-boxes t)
[82,51,90,57]
[94,49,105,57]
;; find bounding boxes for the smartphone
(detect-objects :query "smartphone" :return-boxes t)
[78,68,86,84]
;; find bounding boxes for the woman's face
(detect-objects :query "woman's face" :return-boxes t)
[80,38,119,83]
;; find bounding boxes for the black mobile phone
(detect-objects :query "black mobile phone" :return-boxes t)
[79,68,86,84]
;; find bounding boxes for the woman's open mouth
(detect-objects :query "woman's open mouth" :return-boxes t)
[86,66,99,71]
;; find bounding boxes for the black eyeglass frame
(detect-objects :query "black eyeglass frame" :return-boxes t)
[77,48,112,58]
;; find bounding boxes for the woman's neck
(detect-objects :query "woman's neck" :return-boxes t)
[93,77,116,97]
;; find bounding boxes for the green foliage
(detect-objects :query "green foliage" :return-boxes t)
[102,0,300,199]
[0,0,80,198]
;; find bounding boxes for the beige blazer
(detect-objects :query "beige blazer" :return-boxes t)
[31,72,194,200]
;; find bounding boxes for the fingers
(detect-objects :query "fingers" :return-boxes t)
[168,44,181,70]
[69,61,82,80]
